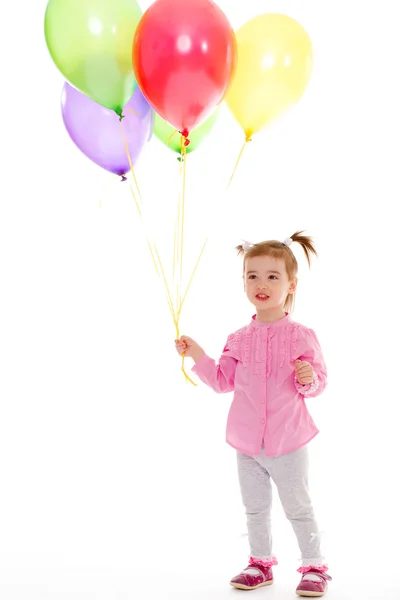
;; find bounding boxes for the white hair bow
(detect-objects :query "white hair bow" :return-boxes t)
[242,240,254,252]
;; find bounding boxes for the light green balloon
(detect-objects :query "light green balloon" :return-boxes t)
[44,0,142,116]
[153,110,220,155]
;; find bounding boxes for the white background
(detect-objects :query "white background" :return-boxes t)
[1,0,399,598]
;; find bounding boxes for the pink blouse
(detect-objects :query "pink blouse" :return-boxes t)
[192,314,327,457]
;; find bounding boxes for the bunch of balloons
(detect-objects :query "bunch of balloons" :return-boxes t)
[45,0,313,175]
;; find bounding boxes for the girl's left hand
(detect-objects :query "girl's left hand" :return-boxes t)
[295,360,315,385]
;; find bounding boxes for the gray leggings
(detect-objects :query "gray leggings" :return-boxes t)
[237,445,324,567]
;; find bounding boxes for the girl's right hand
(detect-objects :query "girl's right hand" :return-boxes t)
[174,336,205,362]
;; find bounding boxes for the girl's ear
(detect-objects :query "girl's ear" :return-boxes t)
[288,277,298,294]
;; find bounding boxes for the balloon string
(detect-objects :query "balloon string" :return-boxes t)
[120,121,143,205]
[128,182,176,318]
[173,144,183,315]
[178,236,208,320]
[167,129,179,150]
[175,133,196,385]
[120,120,196,386]
[120,121,165,283]
[124,109,140,116]
[179,135,187,306]
[227,134,252,189]
[176,133,252,329]
[120,122,176,348]
[172,169,179,312]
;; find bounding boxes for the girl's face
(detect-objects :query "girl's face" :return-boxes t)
[244,255,297,318]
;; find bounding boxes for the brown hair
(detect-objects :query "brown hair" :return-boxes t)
[235,231,317,313]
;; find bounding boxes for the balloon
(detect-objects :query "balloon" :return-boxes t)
[154,110,219,155]
[132,0,237,133]
[61,83,154,175]
[225,14,313,138]
[45,0,142,115]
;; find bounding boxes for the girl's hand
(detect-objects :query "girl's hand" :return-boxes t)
[295,360,315,385]
[175,336,205,363]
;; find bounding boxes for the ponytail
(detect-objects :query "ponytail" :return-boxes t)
[289,230,317,268]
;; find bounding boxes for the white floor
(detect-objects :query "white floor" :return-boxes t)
[0,552,398,600]
[1,439,398,600]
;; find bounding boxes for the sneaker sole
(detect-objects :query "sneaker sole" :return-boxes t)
[230,580,274,590]
[296,591,325,597]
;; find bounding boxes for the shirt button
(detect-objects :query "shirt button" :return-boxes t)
[261,398,265,404]
[261,418,265,424]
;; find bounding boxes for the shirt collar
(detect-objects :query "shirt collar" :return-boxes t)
[250,312,292,329]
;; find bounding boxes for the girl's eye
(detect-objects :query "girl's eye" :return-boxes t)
[248,274,257,280]
[269,275,278,280]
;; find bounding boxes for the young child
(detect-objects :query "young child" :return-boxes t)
[175,232,331,597]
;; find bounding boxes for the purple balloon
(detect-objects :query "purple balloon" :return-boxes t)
[61,83,154,176]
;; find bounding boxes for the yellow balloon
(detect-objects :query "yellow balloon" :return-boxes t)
[225,14,313,138]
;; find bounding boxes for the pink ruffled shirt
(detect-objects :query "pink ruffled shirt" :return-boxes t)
[192,314,327,457]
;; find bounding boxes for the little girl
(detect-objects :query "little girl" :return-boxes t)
[175,232,331,597]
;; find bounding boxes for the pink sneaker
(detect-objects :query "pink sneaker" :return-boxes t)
[296,569,332,597]
[230,560,274,590]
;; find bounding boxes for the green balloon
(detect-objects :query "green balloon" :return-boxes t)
[44,0,142,115]
[153,110,219,155]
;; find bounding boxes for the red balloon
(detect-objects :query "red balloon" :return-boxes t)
[132,0,237,134]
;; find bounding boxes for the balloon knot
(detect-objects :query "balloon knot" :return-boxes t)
[120,175,127,182]
[180,128,190,146]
